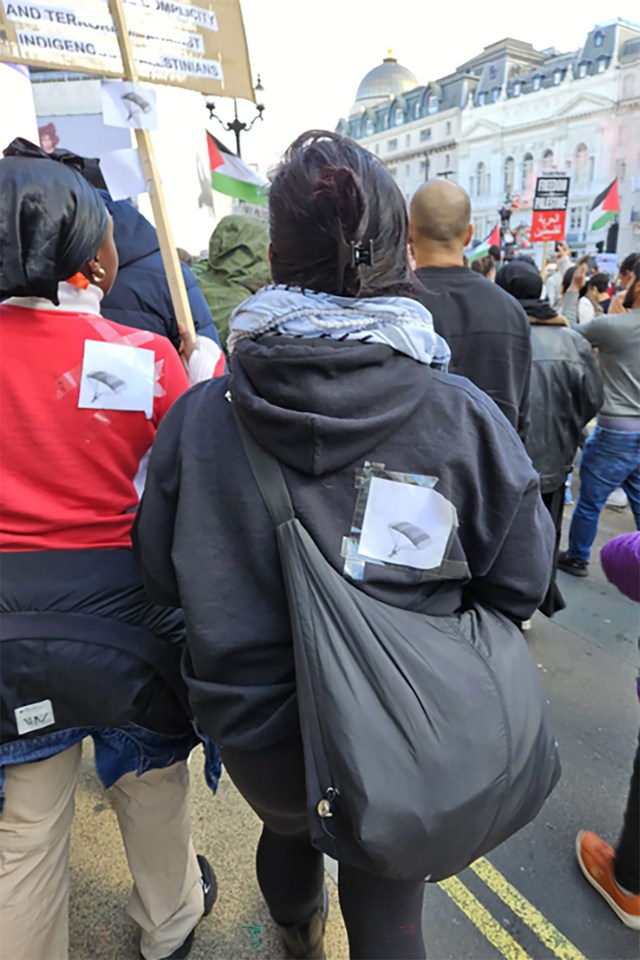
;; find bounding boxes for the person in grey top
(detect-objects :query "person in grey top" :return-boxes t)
[559,260,640,576]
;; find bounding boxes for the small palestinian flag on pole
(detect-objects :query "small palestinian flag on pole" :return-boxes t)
[467,224,501,261]
[206,132,269,206]
[588,179,620,232]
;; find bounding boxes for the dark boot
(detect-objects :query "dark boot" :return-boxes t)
[276,885,329,960]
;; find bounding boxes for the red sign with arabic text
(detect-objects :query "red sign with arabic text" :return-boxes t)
[530,209,567,242]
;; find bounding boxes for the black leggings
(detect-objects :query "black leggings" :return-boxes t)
[220,738,426,959]
[614,740,639,895]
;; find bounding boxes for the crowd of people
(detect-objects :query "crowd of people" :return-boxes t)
[0,130,638,960]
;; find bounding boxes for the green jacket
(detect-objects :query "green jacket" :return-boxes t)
[192,215,270,347]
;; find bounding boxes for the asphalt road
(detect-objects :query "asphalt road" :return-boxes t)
[67,498,639,960]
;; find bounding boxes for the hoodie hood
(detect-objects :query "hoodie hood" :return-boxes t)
[192,214,271,345]
[101,192,160,269]
[231,335,432,476]
[206,214,270,281]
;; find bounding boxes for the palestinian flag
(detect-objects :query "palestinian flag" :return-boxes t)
[588,179,620,232]
[467,224,500,261]
[206,132,268,206]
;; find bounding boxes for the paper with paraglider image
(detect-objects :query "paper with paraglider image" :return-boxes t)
[78,341,155,420]
[358,477,456,571]
[102,80,158,130]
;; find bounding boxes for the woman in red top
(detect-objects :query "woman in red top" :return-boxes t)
[0,151,216,959]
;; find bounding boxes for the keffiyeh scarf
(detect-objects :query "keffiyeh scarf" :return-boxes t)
[227,285,451,369]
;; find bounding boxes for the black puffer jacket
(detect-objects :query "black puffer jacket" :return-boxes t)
[525,319,603,493]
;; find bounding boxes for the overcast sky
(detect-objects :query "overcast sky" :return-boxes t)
[211,1,640,169]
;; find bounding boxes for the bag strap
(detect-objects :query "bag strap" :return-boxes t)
[232,405,294,528]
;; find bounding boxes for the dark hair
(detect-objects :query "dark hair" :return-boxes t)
[587,272,610,294]
[620,252,640,276]
[623,260,640,310]
[268,130,419,299]
[561,265,587,298]
[470,255,496,277]
[488,244,501,262]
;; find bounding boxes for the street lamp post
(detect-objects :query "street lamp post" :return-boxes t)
[205,75,265,158]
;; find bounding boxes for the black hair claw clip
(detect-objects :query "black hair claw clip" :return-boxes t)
[349,239,375,268]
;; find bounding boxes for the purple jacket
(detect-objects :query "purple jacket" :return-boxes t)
[600,532,640,603]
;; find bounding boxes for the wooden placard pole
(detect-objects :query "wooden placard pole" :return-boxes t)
[108,0,196,343]
[541,240,549,278]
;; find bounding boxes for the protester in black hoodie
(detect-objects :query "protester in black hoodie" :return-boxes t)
[134,131,555,960]
[409,180,532,440]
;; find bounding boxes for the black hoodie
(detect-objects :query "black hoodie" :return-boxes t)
[133,337,554,750]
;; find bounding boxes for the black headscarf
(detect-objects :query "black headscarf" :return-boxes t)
[495,258,558,321]
[0,138,108,305]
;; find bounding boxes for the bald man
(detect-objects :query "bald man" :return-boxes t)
[410,181,531,440]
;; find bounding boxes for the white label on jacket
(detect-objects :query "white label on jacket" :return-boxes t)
[359,477,456,571]
[15,700,56,736]
[78,341,155,419]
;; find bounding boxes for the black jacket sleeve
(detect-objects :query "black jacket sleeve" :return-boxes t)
[132,393,189,607]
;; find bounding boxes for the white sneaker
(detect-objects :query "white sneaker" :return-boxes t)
[605,488,628,511]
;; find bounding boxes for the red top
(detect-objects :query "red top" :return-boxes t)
[0,302,190,551]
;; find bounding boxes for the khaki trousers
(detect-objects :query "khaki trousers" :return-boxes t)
[0,743,204,960]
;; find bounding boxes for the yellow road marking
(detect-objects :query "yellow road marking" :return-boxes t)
[470,858,587,960]
[439,875,531,960]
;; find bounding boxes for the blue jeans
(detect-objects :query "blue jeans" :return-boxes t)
[568,426,640,563]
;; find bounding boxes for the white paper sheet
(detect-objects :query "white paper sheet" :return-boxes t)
[102,80,158,130]
[100,147,147,201]
[358,477,456,570]
[78,341,155,419]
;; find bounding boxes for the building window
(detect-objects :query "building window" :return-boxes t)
[542,148,554,172]
[486,172,491,195]
[419,160,427,175]
[414,102,421,119]
[597,56,607,73]
[394,107,404,126]
[445,153,450,168]
[574,142,589,185]
[445,120,451,135]
[578,63,587,78]
[492,87,500,102]
[477,91,486,106]
[553,69,562,85]
[405,163,411,176]
[588,156,595,183]
[522,152,534,189]
[489,65,498,80]
[513,81,521,97]
[428,96,439,114]
[375,143,380,155]
[532,75,541,91]
[388,138,398,152]
[504,156,515,194]
[420,128,431,141]
[569,206,583,232]
[594,30,604,48]
[366,119,375,136]
[476,161,486,197]
[405,133,411,147]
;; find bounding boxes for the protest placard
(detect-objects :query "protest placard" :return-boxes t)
[530,176,571,243]
[0,0,254,100]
